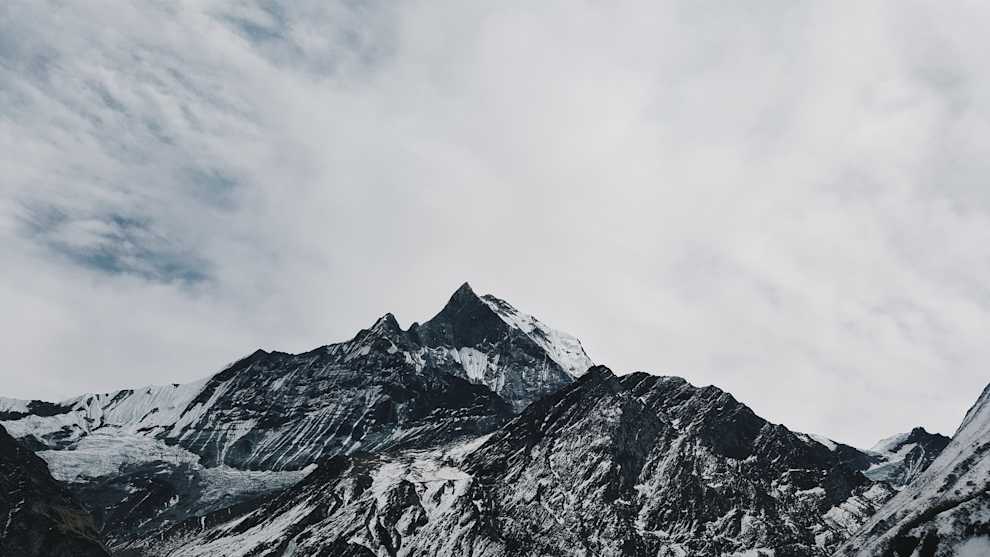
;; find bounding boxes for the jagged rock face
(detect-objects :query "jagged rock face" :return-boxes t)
[460,368,892,556]
[129,444,487,557]
[863,427,951,489]
[147,367,892,557]
[163,343,513,471]
[0,425,108,557]
[838,384,990,557]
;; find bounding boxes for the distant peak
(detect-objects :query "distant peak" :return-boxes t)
[583,365,615,380]
[572,365,623,395]
[369,313,402,333]
[905,426,949,443]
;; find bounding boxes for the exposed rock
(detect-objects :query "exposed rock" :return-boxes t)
[0,424,108,557]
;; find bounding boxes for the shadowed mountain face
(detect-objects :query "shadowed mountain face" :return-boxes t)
[0,425,108,557]
[838,384,990,557]
[139,367,895,557]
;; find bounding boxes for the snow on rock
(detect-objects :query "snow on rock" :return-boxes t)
[861,426,950,488]
[797,433,839,451]
[480,293,594,378]
[837,384,990,556]
[142,438,486,557]
[39,433,199,482]
[410,282,592,410]
[0,379,211,448]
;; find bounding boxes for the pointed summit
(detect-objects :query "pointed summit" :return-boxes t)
[452,281,476,299]
[408,282,594,410]
[441,282,484,314]
[369,312,401,333]
[417,283,506,347]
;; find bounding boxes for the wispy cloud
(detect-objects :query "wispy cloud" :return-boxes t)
[2,0,990,447]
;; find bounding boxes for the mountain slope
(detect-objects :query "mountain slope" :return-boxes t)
[837,384,990,557]
[147,366,892,557]
[0,424,109,557]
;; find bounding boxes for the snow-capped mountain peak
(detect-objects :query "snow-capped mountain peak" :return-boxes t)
[416,282,593,380]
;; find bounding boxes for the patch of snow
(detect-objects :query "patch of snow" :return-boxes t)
[957,537,990,557]
[797,432,838,451]
[39,432,200,481]
[480,294,593,377]
[454,347,490,382]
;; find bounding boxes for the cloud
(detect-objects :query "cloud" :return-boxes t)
[2,0,990,447]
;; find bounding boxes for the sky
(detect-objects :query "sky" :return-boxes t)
[2,0,990,448]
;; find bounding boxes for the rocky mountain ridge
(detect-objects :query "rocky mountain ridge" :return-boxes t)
[131,367,904,557]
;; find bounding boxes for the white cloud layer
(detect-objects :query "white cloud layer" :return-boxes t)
[2,0,989,447]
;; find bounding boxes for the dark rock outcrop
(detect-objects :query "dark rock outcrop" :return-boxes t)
[0,424,108,557]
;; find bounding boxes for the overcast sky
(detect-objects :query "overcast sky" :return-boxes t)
[2,0,989,448]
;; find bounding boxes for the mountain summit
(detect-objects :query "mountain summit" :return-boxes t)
[413,282,594,409]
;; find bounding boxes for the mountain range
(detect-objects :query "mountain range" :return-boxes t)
[0,283,985,556]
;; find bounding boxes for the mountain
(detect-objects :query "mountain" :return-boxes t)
[837,384,990,557]
[140,366,894,557]
[0,283,590,550]
[12,282,969,556]
[862,427,951,489]
[0,424,109,557]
